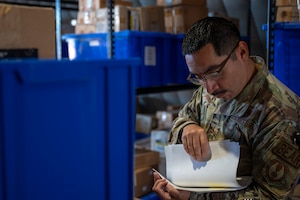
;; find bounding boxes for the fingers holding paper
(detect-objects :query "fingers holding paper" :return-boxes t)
[182,124,211,161]
[152,172,170,199]
[152,172,190,200]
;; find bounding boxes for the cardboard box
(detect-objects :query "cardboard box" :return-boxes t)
[135,148,160,169]
[0,4,55,59]
[166,104,182,112]
[151,129,169,156]
[276,0,298,6]
[75,23,99,34]
[136,113,158,134]
[79,0,132,11]
[157,0,172,6]
[156,110,178,129]
[134,167,155,197]
[164,7,173,33]
[164,5,208,34]
[94,5,129,32]
[135,6,165,32]
[173,5,208,34]
[75,5,129,33]
[77,10,98,24]
[276,6,299,22]
[172,0,207,6]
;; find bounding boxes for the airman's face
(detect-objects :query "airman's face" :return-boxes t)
[185,42,250,100]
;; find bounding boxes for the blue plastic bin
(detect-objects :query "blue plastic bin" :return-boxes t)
[263,23,300,96]
[63,31,180,88]
[0,59,139,200]
[62,33,108,60]
[114,31,173,87]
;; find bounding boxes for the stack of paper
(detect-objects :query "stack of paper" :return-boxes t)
[160,140,252,193]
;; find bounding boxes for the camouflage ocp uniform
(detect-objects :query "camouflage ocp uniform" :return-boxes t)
[168,56,300,200]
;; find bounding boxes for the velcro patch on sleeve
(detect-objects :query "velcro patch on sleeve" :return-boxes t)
[272,140,300,168]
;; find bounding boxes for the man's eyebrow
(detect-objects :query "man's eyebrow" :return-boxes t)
[193,64,219,77]
[202,64,221,75]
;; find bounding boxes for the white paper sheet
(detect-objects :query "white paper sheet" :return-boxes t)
[162,140,252,192]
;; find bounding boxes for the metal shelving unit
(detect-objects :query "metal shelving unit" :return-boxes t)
[266,0,276,72]
[0,0,116,60]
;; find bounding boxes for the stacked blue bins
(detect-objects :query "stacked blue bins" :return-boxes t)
[265,23,300,96]
[0,59,139,200]
[63,31,181,88]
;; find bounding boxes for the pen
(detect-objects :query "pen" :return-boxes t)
[152,168,164,179]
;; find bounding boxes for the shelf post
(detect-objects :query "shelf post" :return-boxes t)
[267,0,276,72]
[55,0,62,60]
[107,0,115,59]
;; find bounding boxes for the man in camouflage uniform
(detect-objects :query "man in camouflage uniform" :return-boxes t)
[152,17,300,200]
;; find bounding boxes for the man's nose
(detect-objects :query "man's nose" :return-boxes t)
[205,79,219,94]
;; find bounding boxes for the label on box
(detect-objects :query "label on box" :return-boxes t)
[129,9,140,31]
[89,40,100,46]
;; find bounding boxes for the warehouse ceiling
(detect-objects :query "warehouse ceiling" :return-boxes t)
[0,0,78,10]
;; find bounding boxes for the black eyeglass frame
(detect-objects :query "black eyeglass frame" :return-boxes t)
[187,42,240,86]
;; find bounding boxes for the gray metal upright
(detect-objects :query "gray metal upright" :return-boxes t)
[107,0,115,59]
[267,0,276,72]
[55,0,62,60]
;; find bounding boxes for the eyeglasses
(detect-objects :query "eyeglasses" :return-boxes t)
[187,42,239,86]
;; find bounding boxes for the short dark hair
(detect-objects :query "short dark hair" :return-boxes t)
[182,17,241,56]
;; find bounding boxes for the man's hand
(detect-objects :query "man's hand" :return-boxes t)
[152,172,190,200]
[182,124,211,161]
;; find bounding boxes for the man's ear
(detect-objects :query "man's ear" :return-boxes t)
[238,41,249,61]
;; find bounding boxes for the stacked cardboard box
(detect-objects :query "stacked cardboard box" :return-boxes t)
[163,0,208,34]
[0,4,55,59]
[76,0,132,33]
[129,6,166,32]
[135,113,158,134]
[135,103,181,178]
[78,0,132,10]
[75,0,167,33]
[276,0,299,22]
[134,148,160,198]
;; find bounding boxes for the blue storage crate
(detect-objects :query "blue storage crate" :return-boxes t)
[114,31,173,87]
[62,33,108,60]
[0,59,139,200]
[171,34,190,85]
[63,31,176,87]
[263,23,300,96]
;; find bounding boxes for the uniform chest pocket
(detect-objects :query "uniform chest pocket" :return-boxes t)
[223,117,257,142]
